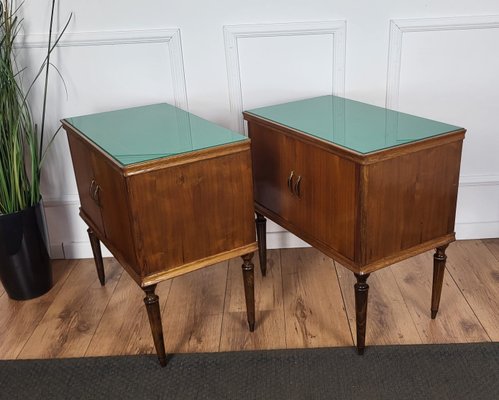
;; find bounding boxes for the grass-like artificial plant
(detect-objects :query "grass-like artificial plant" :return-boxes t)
[0,0,71,215]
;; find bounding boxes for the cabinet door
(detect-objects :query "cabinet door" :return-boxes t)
[90,153,137,269]
[249,122,296,221]
[66,132,105,234]
[293,139,357,260]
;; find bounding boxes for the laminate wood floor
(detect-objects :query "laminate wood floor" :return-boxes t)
[1,239,498,360]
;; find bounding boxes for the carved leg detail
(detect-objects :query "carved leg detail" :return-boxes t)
[87,228,105,286]
[241,253,256,332]
[431,244,448,319]
[354,273,370,355]
[143,285,167,367]
[255,213,267,276]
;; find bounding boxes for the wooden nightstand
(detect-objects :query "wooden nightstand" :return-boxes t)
[244,95,465,354]
[62,103,258,366]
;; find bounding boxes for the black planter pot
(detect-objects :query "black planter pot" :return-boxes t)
[0,202,52,300]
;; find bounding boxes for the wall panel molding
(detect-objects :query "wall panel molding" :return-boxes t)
[224,20,346,133]
[18,28,189,111]
[43,194,80,207]
[386,15,499,110]
[17,29,189,257]
[386,16,499,240]
[459,174,499,187]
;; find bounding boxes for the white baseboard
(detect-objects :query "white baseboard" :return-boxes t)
[49,245,66,259]
[50,222,498,260]
[50,241,113,260]
[52,232,310,260]
[266,231,311,249]
[455,222,499,240]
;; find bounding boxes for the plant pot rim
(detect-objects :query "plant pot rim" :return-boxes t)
[0,199,43,218]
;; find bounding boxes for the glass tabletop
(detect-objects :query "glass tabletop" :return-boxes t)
[245,95,462,154]
[64,103,247,166]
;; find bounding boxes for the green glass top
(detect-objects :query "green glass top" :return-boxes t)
[245,95,462,154]
[64,103,247,165]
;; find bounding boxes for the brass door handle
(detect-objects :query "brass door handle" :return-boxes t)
[89,179,96,200]
[93,184,101,206]
[89,179,101,206]
[294,175,302,197]
[287,171,294,193]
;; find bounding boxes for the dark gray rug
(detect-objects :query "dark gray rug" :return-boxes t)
[0,343,498,400]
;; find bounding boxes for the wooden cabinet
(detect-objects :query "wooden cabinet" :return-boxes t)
[62,103,258,366]
[65,121,256,287]
[246,114,464,273]
[244,95,466,354]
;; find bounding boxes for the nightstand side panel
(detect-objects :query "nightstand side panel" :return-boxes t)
[363,139,463,264]
[127,147,256,277]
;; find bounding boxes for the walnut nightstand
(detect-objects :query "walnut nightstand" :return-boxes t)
[63,103,258,366]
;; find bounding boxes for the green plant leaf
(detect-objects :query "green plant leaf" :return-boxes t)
[1,0,71,214]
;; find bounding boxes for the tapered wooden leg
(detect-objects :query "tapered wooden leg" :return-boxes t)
[255,213,267,276]
[241,253,256,332]
[431,244,448,319]
[354,273,370,355]
[87,228,105,286]
[143,285,167,367]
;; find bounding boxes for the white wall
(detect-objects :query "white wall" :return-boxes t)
[17,0,499,258]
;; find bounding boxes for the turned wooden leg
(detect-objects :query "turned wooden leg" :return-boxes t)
[143,285,167,367]
[255,213,267,276]
[354,273,370,355]
[241,252,256,332]
[87,228,105,286]
[431,244,448,319]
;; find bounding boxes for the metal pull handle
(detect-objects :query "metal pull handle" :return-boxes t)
[89,179,101,206]
[294,175,302,197]
[93,184,101,206]
[287,171,294,193]
[89,179,96,200]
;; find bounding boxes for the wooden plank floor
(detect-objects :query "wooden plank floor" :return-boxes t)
[1,239,497,360]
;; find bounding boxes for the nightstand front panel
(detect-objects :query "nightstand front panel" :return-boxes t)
[90,153,137,270]
[128,149,255,276]
[67,129,138,272]
[250,122,357,260]
[67,132,104,234]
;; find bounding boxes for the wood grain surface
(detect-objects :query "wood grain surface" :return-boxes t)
[86,266,172,357]
[18,259,122,359]
[162,261,227,353]
[390,249,489,343]
[0,260,75,359]
[0,240,497,359]
[336,262,423,346]
[445,241,499,341]
[281,248,352,348]
[220,250,286,351]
